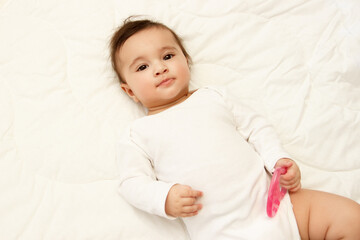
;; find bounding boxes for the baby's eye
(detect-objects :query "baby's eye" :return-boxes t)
[137,65,148,71]
[163,54,174,60]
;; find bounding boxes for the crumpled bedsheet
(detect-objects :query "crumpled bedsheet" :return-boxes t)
[0,0,359,239]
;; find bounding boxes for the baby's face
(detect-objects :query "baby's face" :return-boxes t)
[118,27,190,109]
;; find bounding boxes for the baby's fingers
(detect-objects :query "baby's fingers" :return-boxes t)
[280,179,301,192]
[280,177,297,187]
[183,204,203,213]
[181,186,203,198]
[181,212,199,217]
[189,189,203,198]
[181,204,202,217]
[280,172,300,186]
[182,197,196,206]
[280,170,297,182]
[286,182,301,192]
[275,158,293,169]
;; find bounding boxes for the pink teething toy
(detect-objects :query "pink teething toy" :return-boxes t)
[267,167,287,217]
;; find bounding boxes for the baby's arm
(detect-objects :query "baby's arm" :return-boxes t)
[117,130,176,219]
[274,158,301,192]
[118,129,202,219]
[217,88,291,173]
[232,104,292,172]
[234,105,302,191]
[165,184,203,217]
[219,88,302,185]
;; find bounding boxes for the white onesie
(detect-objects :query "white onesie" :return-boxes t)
[117,87,300,240]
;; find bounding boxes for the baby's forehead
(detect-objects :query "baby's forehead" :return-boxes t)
[127,27,178,48]
[119,27,180,59]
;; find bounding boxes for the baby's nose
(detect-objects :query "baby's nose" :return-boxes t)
[155,63,168,76]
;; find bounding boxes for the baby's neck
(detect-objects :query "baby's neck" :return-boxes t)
[147,90,196,115]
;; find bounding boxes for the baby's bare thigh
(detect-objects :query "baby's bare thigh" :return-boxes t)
[290,189,360,240]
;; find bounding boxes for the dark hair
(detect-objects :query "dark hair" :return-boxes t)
[109,17,192,83]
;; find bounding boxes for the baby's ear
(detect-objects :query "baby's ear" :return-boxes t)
[121,83,140,103]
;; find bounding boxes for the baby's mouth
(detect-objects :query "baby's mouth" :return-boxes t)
[157,78,174,87]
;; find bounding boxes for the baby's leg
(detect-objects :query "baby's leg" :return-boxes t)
[290,189,360,240]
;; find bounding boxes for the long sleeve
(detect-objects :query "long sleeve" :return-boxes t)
[117,128,176,219]
[216,87,292,172]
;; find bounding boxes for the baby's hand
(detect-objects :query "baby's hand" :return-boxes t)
[165,184,203,218]
[274,158,301,192]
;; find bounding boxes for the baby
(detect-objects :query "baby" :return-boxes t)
[110,17,360,239]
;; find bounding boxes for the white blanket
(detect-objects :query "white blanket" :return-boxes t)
[1,0,359,239]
